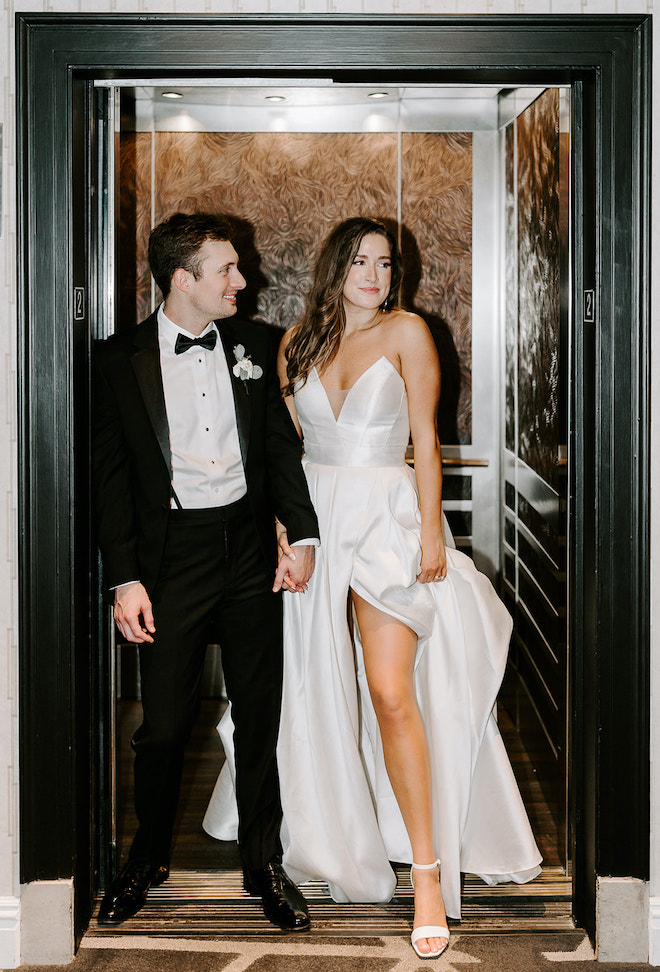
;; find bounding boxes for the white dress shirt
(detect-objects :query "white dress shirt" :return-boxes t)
[158,305,247,509]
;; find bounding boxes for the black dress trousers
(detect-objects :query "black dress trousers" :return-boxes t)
[129,495,284,870]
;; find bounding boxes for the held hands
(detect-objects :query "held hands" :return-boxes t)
[417,529,447,585]
[113,581,156,643]
[273,527,315,593]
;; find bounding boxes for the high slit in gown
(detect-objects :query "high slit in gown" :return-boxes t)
[203,355,542,919]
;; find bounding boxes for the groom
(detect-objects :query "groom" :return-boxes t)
[93,212,318,930]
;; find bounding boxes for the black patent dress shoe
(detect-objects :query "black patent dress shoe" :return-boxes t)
[243,858,310,931]
[97,861,169,924]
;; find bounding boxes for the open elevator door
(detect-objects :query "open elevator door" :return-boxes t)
[91,77,572,934]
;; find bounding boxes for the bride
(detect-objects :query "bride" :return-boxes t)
[204,217,542,960]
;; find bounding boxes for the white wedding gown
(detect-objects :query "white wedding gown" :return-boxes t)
[203,356,542,919]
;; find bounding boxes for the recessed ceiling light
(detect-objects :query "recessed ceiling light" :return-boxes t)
[161,91,183,99]
[265,95,286,102]
[368,92,389,99]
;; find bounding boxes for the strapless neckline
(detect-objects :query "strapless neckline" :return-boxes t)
[313,356,402,424]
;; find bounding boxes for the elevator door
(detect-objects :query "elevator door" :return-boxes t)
[100,78,569,892]
[500,88,570,871]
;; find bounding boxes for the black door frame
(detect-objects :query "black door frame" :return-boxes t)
[16,13,650,942]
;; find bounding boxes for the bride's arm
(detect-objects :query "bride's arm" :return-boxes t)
[273,331,316,592]
[277,329,303,438]
[398,315,447,584]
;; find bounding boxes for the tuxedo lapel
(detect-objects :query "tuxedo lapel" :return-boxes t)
[130,313,172,476]
[219,323,251,468]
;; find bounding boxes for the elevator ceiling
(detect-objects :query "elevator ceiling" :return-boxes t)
[115,84,554,133]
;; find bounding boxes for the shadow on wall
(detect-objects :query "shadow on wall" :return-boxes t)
[399,222,461,447]
[119,208,463,443]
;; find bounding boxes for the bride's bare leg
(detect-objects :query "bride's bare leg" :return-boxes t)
[351,590,448,957]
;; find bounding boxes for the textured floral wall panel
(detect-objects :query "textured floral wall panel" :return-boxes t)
[401,133,472,444]
[119,133,153,324]
[152,132,398,332]
[504,122,516,453]
[119,130,473,443]
[516,88,561,490]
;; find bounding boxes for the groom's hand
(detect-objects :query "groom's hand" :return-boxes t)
[114,581,156,643]
[273,543,315,594]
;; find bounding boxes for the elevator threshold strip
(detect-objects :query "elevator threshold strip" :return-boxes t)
[89,865,574,938]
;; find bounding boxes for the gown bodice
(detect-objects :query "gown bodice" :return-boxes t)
[295,357,410,468]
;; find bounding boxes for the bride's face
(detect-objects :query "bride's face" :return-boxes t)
[342,233,392,312]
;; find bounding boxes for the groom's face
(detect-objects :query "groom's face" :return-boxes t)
[186,238,247,323]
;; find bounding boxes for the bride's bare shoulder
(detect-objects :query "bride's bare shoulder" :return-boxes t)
[280,323,299,351]
[383,310,432,346]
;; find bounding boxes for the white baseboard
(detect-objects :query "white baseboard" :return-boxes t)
[0,896,21,969]
[648,895,660,965]
[597,876,648,962]
[20,880,74,966]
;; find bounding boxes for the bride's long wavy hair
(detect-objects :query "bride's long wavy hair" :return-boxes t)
[283,217,403,397]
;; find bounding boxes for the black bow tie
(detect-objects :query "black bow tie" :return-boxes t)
[174,329,218,355]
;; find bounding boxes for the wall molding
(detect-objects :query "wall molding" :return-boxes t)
[0,896,21,970]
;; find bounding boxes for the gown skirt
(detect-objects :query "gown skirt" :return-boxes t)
[203,356,542,919]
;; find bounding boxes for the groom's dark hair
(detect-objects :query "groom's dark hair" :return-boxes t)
[149,212,235,298]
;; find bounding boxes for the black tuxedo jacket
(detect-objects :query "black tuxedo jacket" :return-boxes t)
[92,311,318,596]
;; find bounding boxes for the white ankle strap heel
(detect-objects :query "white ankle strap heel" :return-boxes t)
[410,860,450,960]
[410,859,441,885]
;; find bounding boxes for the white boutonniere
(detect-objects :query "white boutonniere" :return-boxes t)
[232,345,263,384]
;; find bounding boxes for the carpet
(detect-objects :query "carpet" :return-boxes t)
[8,933,657,972]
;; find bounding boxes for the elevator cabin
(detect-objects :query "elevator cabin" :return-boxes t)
[104,81,570,923]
